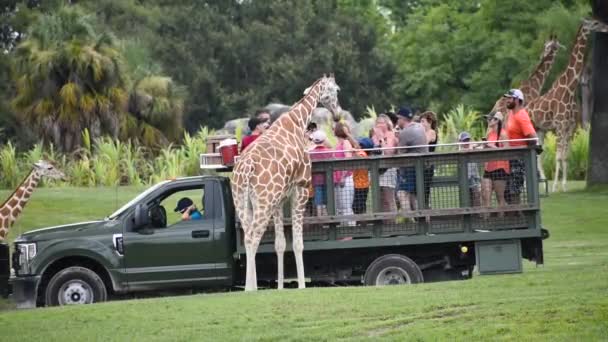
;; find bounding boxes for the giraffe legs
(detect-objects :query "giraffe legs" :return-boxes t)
[292,186,309,289]
[537,131,547,181]
[552,137,570,193]
[273,207,286,290]
[560,142,569,192]
[244,205,272,292]
[552,144,561,193]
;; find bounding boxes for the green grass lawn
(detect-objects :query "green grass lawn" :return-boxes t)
[0,181,607,341]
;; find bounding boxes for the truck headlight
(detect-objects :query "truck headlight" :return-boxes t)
[16,243,37,274]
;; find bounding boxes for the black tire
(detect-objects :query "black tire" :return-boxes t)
[363,254,424,286]
[45,266,107,306]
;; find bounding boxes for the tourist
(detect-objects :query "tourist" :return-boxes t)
[503,89,537,204]
[420,111,438,208]
[241,116,269,151]
[396,107,428,213]
[371,114,398,217]
[352,138,372,214]
[458,132,481,208]
[481,112,510,217]
[333,122,356,226]
[309,130,333,217]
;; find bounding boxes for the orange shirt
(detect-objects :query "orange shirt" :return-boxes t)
[353,150,370,189]
[485,131,510,173]
[506,108,536,147]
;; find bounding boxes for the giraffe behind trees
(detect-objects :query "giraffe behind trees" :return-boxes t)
[526,18,608,192]
[231,75,341,291]
[0,160,66,241]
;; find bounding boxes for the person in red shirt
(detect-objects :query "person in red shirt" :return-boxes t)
[503,88,538,204]
[241,117,269,152]
[481,112,510,217]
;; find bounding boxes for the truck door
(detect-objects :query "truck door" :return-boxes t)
[123,180,227,289]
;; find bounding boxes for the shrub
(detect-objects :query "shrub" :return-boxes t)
[540,127,589,181]
[0,142,20,188]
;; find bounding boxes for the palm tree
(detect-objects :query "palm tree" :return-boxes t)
[126,76,185,147]
[11,6,184,152]
[11,6,127,152]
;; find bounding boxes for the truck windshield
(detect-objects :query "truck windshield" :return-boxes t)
[106,180,172,220]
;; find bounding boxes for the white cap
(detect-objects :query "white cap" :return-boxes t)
[310,130,327,144]
[504,89,524,102]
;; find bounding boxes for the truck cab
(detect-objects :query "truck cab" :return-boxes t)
[10,176,235,308]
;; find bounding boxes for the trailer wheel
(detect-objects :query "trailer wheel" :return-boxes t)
[45,266,107,306]
[364,254,424,286]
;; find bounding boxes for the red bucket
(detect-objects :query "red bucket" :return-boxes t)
[219,138,239,166]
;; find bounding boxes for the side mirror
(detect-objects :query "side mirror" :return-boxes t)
[133,203,149,230]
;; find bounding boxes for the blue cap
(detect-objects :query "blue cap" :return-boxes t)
[397,107,414,119]
[358,137,374,149]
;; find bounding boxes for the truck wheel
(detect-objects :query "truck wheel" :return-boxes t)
[363,254,424,286]
[45,266,107,306]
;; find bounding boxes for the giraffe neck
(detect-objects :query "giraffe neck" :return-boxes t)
[0,169,42,241]
[288,81,322,132]
[554,25,590,93]
[520,47,559,101]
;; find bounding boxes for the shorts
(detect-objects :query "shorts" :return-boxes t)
[483,169,509,181]
[398,167,416,193]
[314,185,327,206]
[508,159,526,195]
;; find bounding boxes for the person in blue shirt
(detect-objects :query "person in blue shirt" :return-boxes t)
[174,197,202,221]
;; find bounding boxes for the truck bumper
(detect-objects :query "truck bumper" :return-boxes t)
[9,275,41,309]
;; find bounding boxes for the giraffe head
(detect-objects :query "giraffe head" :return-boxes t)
[33,160,66,181]
[582,18,608,34]
[305,74,342,122]
[541,34,564,58]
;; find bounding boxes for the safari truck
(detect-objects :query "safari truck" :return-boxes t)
[5,140,548,308]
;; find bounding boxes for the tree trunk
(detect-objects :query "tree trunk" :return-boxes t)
[587,7,608,186]
[580,60,593,128]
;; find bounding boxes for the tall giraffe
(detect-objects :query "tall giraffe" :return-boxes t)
[232,75,341,291]
[0,160,66,241]
[491,35,563,116]
[526,18,608,192]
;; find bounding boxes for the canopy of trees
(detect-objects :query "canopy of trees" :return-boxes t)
[0,0,595,152]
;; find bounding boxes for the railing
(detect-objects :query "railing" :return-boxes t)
[255,143,541,245]
[198,139,542,246]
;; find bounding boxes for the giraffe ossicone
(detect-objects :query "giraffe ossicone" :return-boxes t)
[0,160,66,241]
[232,74,341,291]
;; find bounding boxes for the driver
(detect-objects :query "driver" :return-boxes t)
[174,197,202,221]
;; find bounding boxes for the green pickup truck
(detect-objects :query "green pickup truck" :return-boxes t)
[6,145,548,308]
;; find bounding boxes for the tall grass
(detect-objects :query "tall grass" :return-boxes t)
[0,119,590,190]
[437,104,485,151]
[0,142,20,189]
[0,126,216,190]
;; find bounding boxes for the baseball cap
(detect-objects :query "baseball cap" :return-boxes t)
[358,137,374,149]
[310,130,327,144]
[458,132,472,142]
[396,107,414,119]
[503,89,524,102]
[174,197,194,213]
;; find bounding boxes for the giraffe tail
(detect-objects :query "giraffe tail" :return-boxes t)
[241,158,255,228]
